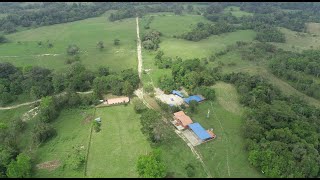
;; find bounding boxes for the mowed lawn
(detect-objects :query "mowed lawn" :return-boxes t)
[86,104,151,178]
[186,82,263,178]
[0,11,137,72]
[33,108,94,178]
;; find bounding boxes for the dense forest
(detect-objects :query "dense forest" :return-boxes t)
[269,50,320,100]
[0,61,139,105]
[224,72,320,178]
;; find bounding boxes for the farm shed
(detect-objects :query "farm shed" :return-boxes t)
[189,122,212,141]
[172,90,184,98]
[105,97,129,105]
[173,111,193,129]
[183,95,205,104]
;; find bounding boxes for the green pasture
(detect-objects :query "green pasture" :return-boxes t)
[0,11,137,72]
[33,108,94,178]
[86,104,151,178]
[186,82,263,178]
[223,6,253,17]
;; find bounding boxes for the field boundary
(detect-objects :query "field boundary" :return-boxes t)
[84,107,96,177]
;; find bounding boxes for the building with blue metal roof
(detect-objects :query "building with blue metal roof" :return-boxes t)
[183,95,205,104]
[188,122,211,141]
[172,90,184,98]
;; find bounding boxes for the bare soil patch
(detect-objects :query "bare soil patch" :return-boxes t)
[36,160,60,171]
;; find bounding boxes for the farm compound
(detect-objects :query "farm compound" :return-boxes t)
[171,111,216,146]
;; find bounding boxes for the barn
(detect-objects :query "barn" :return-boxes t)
[172,90,184,98]
[183,95,205,104]
[188,122,214,142]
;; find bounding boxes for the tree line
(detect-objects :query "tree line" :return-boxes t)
[176,21,236,41]
[0,2,128,34]
[232,41,320,101]
[0,61,95,106]
[108,3,186,22]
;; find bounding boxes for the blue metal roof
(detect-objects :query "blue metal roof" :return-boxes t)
[189,123,211,140]
[172,90,184,97]
[183,95,204,104]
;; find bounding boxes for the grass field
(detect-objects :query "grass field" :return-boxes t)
[187,82,263,178]
[306,23,320,35]
[32,108,94,178]
[0,11,137,72]
[159,30,256,60]
[223,6,253,17]
[141,13,211,37]
[86,104,151,178]
[271,27,320,52]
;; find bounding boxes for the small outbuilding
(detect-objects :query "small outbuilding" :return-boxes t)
[105,97,130,105]
[172,90,184,98]
[183,95,205,104]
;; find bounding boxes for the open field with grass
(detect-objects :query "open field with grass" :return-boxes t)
[32,108,94,178]
[271,27,320,52]
[0,11,137,72]
[211,50,320,108]
[223,6,253,17]
[142,13,211,37]
[159,30,256,60]
[156,128,208,178]
[186,82,263,178]
[86,104,151,178]
[306,23,320,35]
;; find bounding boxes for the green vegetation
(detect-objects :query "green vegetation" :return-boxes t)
[223,6,253,17]
[224,73,320,178]
[86,105,151,178]
[159,30,256,59]
[136,149,167,178]
[189,82,262,177]
[33,108,94,178]
[2,2,320,179]
[0,13,137,71]
[6,153,32,178]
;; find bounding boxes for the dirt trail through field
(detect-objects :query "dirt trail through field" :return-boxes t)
[134,16,212,178]
[0,91,93,110]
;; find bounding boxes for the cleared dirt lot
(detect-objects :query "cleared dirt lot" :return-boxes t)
[154,88,184,106]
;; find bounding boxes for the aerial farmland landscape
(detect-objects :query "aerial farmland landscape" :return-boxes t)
[0,2,320,178]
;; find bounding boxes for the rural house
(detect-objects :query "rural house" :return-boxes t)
[173,111,193,130]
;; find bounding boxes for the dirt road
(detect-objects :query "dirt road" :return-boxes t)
[0,91,93,110]
[136,17,143,79]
